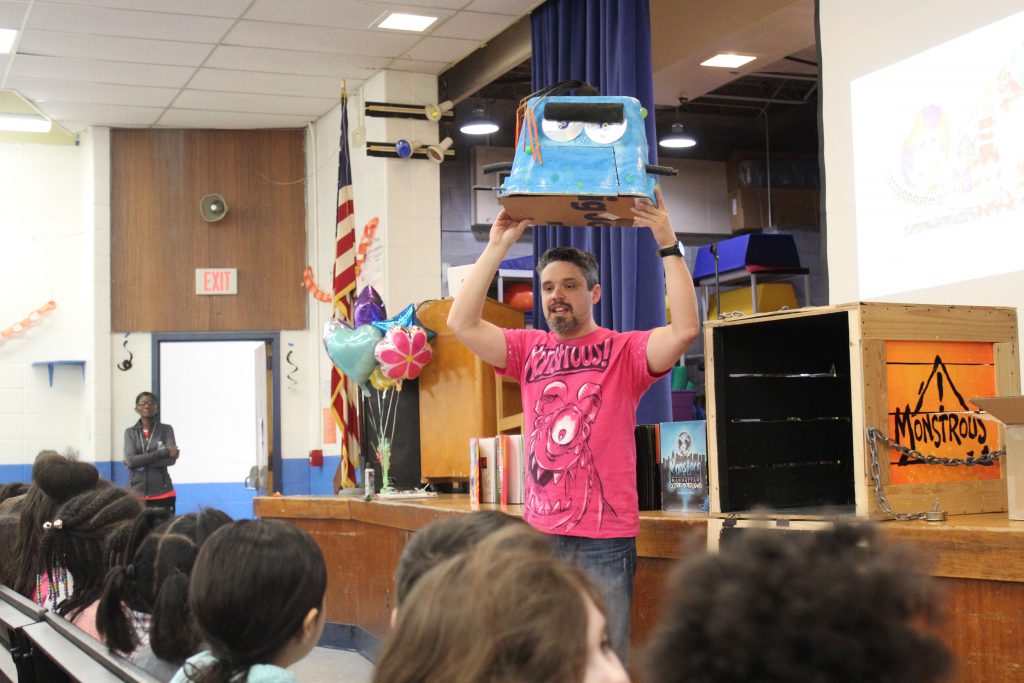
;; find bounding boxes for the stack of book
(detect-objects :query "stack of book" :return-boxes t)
[469,434,525,505]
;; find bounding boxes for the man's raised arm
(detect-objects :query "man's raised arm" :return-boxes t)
[447,210,533,369]
[632,186,701,375]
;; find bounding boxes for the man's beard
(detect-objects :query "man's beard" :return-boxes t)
[546,309,581,335]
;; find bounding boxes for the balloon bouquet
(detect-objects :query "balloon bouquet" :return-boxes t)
[323,285,434,494]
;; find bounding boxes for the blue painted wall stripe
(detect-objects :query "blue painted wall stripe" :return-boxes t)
[0,456,339,516]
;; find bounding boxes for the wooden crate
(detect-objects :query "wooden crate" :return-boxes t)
[417,297,523,482]
[704,302,1020,519]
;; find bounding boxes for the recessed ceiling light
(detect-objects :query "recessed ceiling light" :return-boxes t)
[701,53,757,69]
[376,12,437,32]
[0,28,17,54]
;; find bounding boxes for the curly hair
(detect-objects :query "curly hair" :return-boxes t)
[642,523,954,683]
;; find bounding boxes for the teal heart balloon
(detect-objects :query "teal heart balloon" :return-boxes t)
[323,319,383,386]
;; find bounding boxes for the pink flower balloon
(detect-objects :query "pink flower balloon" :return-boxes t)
[374,326,433,381]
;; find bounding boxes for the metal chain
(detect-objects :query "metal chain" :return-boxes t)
[865,428,1005,521]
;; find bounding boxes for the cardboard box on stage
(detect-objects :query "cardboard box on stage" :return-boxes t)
[971,397,1024,521]
[703,302,1020,519]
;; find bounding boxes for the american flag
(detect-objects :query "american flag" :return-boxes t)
[331,87,360,490]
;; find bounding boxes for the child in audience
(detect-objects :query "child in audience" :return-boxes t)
[374,525,629,683]
[392,510,527,620]
[171,519,327,683]
[642,523,954,683]
[37,485,144,636]
[98,508,231,681]
[9,450,100,597]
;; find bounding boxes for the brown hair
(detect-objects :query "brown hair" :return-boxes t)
[374,526,599,683]
[394,511,527,606]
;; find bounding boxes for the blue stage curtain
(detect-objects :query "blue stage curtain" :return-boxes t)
[530,0,671,425]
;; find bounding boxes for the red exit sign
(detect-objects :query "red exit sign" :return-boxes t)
[195,268,238,295]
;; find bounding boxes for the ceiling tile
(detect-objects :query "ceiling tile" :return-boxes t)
[402,35,478,63]
[387,57,448,75]
[383,0,474,9]
[18,30,214,66]
[27,3,234,42]
[0,1,29,28]
[431,10,513,40]
[463,0,538,15]
[189,67,341,98]
[174,89,337,117]
[246,0,454,31]
[40,0,250,18]
[224,20,419,57]
[205,45,386,78]
[5,77,177,107]
[157,108,312,128]
[10,54,195,87]
[33,100,163,126]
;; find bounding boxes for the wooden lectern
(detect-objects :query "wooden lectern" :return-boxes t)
[417,298,524,482]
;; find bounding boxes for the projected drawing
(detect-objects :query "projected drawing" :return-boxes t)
[852,9,1024,298]
[899,105,952,200]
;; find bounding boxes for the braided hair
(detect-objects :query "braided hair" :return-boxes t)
[11,450,100,597]
[37,486,143,618]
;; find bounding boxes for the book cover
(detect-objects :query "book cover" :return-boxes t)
[500,434,525,505]
[469,438,480,502]
[479,437,497,503]
[659,420,709,512]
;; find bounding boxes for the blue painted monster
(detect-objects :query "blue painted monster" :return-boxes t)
[489,95,676,227]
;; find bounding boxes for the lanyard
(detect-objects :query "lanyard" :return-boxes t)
[141,424,158,453]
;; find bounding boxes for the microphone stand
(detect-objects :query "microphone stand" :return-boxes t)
[710,243,721,319]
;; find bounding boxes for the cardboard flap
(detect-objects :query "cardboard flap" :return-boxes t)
[971,396,1024,426]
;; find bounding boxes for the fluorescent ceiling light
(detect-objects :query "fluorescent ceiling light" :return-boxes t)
[701,53,757,69]
[0,113,52,133]
[377,12,437,32]
[0,28,16,54]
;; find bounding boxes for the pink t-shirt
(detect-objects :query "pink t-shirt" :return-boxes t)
[496,326,663,538]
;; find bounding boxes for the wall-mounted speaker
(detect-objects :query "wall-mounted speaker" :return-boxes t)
[200,193,229,222]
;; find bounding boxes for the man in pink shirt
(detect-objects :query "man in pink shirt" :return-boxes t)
[448,186,700,662]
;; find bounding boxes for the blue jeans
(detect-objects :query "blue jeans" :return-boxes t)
[551,535,637,666]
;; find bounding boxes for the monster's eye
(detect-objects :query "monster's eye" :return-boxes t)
[584,120,627,144]
[541,119,584,142]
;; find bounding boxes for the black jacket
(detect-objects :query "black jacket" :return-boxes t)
[124,420,177,498]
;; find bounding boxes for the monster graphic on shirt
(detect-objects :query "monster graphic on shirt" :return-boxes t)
[527,379,611,533]
[502,326,657,539]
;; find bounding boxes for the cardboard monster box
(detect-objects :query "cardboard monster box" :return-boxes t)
[488,95,676,228]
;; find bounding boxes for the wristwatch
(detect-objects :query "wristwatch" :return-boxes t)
[657,241,685,258]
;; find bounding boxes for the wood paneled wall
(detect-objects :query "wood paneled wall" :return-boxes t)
[111,129,306,332]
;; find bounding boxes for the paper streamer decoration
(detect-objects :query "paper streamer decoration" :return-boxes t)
[355,217,379,278]
[302,266,333,303]
[1,301,56,342]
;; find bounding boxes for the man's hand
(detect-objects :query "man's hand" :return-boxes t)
[631,186,676,247]
[169,446,180,459]
[489,209,532,251]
